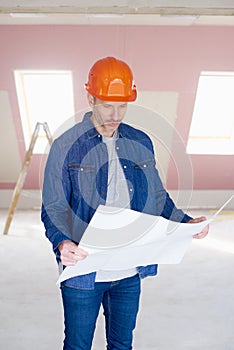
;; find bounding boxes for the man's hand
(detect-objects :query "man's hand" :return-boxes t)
[187,216,209,239]
[58,240,88,266]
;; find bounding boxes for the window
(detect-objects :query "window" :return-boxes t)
[14,70,75,153]
[186,71,234,155]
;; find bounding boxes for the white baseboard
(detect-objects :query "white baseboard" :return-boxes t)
[0,189,233,210]
[169,190,234,210]
[0,190,42,210]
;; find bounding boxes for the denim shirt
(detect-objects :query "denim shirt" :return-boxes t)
[41,112,192,290]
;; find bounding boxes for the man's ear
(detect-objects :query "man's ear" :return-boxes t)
[87,93,95,107]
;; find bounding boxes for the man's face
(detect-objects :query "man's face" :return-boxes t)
[89,95,128,137]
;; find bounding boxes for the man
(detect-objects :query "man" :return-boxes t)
[41,56,209,350]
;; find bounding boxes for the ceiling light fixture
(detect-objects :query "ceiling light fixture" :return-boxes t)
[10,13,49,18]
[86,13,125,18]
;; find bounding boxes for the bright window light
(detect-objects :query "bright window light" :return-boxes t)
[14,70,75,153]
[186,71,234,155]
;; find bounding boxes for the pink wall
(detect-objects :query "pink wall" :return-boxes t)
[0,25,233,190]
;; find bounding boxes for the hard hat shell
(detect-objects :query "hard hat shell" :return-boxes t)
[85,57,137,102]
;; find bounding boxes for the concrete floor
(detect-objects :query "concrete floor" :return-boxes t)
[0,208,234,350]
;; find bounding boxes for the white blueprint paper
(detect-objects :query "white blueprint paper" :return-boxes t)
[57,195,234,284]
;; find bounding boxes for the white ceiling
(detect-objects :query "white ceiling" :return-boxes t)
[0,0,234,25]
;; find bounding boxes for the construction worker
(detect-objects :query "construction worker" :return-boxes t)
[41,57,209,350]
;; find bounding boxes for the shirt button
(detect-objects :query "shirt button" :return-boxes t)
[129,188,133,192]
[80,167,84,171]
[143,164,147,168]
[116,146,119,150]
[123,165,127,169]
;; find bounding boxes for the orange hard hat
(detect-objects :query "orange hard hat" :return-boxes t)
[85,57,137,102]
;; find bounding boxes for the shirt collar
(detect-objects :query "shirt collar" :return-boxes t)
[82,111,100,139]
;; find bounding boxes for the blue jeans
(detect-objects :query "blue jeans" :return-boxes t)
[61,274,141,350]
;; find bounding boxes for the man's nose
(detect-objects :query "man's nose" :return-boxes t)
[112,107,120,120]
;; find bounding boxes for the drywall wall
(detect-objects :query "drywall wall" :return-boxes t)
[0,91,21,182]
[0,25,233,209]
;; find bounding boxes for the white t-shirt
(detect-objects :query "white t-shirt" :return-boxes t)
[95,132,137,282]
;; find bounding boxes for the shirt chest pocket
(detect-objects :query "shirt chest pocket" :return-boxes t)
[68,163,96,197]
[132,159,156,193]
